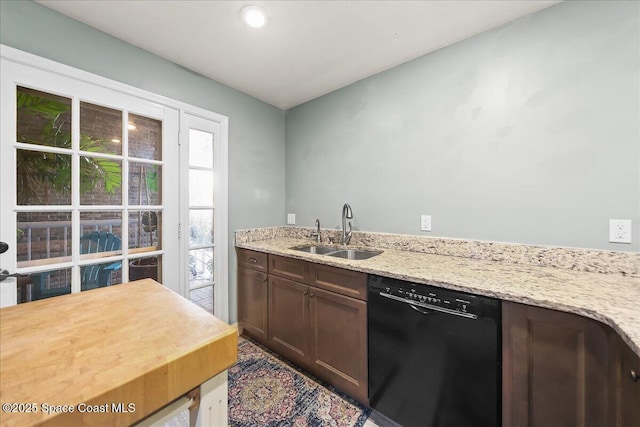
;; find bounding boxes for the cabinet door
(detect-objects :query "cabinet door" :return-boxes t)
[618,339,640,427]
[268,275,310,366]
[309,287,368,405]
[237,267,268,344]
[503,302,612,427]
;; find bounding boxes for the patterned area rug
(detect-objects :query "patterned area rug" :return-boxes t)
[229,339,370,427]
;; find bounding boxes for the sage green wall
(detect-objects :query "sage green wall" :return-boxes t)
[285,0,640,252]
[0,0,286,322]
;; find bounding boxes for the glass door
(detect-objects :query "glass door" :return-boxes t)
[180,113,228,320]
[0,58,179,306]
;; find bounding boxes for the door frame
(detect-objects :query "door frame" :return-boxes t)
[0,45,229,319]
[179,112,229,322]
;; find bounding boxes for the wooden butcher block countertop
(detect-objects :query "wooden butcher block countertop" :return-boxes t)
[0,279,237,427]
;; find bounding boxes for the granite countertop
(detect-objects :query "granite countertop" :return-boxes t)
[236,236,640,357]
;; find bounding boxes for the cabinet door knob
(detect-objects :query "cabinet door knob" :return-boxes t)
[631,370,638,382]
[310,293,315,298]
[303,291,309,295]
[248,257,257,263]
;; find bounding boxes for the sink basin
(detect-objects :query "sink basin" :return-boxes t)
[290,245,382,260]
[326,249,382,260]
[290,245,338,255]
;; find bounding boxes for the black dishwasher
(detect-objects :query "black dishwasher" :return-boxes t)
[368,275,501,427]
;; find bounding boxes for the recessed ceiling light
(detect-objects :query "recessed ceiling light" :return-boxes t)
[240,5,267,29]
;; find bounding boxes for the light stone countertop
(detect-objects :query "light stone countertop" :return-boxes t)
[236,236,640,358]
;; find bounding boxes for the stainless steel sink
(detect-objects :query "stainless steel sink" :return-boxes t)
[290,245,339,255]
[326,249,382,260]
[290,245,382,260]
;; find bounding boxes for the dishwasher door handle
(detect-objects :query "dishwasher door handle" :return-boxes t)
[410,304,432,315]
[378,291,478,319]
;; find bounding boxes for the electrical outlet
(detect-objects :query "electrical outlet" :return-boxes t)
[420,215,432,232]
[609,219,631,244]
[287,213,296,225]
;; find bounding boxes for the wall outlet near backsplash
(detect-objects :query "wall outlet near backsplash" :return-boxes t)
[287,213,296,225]
[609,219,631,244]
[420,215,432,232]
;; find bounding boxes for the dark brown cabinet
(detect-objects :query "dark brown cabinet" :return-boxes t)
[502,301,640,427]
[310,262,367,300]
[309,286,367,403]
[268,275,310,366]
[237,249,269,345]
[238,249,368,405]
[270,254,310,283]
[615,336,640,427]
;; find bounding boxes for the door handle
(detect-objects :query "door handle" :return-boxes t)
[0,269,22,282]
[410,304,432,315]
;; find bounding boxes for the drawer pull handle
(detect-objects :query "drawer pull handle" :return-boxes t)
[631,370,638,382]
[248,257,257,263]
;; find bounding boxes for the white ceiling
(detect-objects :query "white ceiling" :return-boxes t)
[37,0,560,110]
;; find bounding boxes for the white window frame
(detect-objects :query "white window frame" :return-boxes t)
[0,45,229,321]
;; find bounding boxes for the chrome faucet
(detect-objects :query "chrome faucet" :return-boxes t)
[311,218,321,243]
[341,203,353,245]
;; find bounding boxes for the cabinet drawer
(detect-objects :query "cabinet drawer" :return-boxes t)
[237,248,268,272]
[309,263,367,300]
[270,255,309,283]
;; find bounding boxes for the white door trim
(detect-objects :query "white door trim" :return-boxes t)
[0,45,229,319]
[179,112,229,322]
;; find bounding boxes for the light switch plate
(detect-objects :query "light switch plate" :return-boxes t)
[420,215,432,232]
[287,213,296,225]
[609,219,631,243]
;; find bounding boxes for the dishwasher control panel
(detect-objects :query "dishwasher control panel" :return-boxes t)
[369,275,501,320]
[383,284,472,314]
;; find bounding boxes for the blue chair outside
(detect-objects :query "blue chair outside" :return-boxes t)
[31,231,122,300]
[80,231,122,291]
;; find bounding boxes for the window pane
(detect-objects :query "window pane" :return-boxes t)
[79,156,122,205]
[128,113,161,160]
[81,261,123,291]
[129,163,161,205]
[79,211,123,260]
[189,248,213,288]
[17,87,71,148]
[80,102,122,155]
[17,212,72,266]
[129,255,160,282]
[22,268,72,303]
[190,287,213,314]
[189,129,213,168]
[128,211,161,250]
[189,170,213,206]
[189,209,213,246]
[17,150,71,205]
